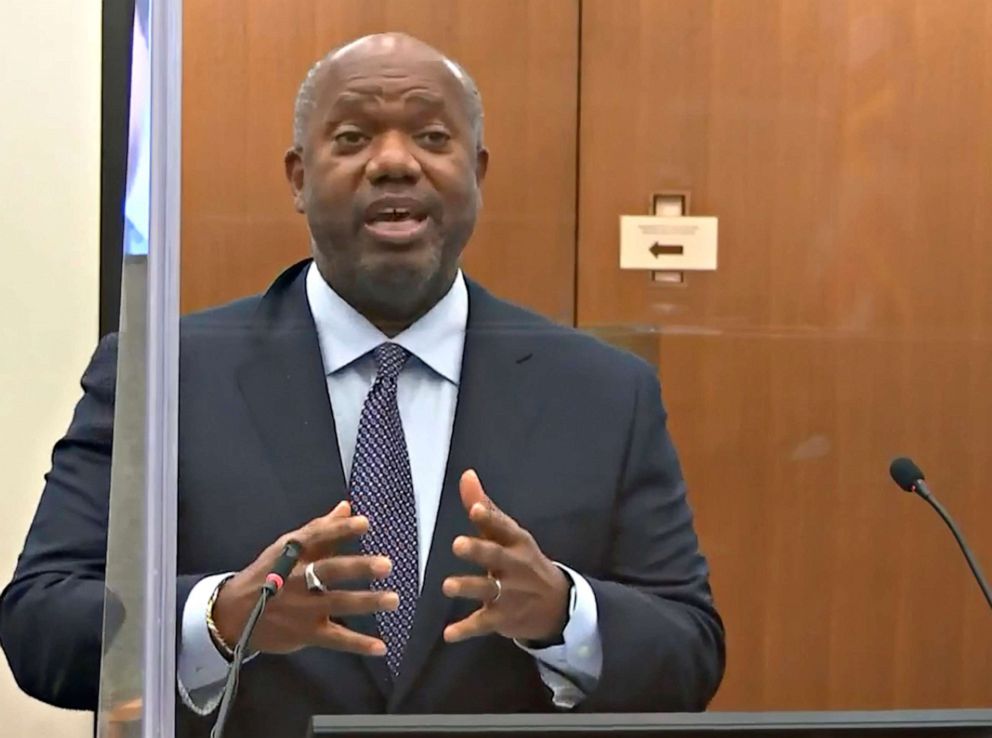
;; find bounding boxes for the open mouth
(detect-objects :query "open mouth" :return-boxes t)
[363,203,431,243]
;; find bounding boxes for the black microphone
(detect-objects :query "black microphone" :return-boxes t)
[888,457,992,611]
[263,539,302,596]
[210,540,302,738]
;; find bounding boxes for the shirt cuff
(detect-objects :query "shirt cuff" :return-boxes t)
[515,564,603,708]
[177,572,236,715]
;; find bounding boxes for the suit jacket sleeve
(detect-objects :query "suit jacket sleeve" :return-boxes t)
[580,366,725,712]
[0,335,204,710]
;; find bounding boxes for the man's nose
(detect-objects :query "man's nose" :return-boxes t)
[366,131,422,184]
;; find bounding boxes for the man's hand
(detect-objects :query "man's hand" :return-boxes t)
[212,501,397,656]
[442,470,570,644]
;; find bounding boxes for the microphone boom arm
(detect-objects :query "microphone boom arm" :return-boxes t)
[916,482,992,612]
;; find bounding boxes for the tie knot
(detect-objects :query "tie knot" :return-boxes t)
[373,342,409,382]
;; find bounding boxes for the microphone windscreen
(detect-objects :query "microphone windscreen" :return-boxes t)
[890,456,925,492]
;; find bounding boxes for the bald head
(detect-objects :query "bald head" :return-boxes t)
[292,33,484,151]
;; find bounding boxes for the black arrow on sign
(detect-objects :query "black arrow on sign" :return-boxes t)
[649,242,683,257]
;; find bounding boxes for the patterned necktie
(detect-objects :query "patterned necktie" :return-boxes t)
[348,342,419,678]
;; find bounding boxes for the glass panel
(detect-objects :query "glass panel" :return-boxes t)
[97,0,181,736]
[97,2,992,736]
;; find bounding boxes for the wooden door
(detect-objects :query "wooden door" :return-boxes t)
[181,0,579,322]
[577,0,992,710]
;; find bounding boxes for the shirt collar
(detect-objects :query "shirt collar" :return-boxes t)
[305,262,467,385]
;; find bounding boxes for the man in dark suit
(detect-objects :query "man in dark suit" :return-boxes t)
[0,33,724,736]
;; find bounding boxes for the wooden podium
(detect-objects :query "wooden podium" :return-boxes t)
[310,710,992,737]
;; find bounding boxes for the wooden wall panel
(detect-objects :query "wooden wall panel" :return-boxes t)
[181,0,578,322]
[578,0,992,711]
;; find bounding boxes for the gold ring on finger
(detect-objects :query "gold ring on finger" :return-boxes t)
[489,575,502,605]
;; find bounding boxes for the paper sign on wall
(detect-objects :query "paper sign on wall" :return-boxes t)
[619,216,718,271]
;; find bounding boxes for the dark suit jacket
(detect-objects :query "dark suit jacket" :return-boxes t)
[0,260,724,737]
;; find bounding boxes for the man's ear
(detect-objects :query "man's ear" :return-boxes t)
[475,147,489,185]
[474,147,489,210]
[284,146,306,213]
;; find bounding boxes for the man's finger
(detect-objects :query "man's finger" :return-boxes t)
[443,608,497,643]
[442,575,501,603]
[309,620,387,656]
[324,500,353,520]
[317,589,399,617]
[254,503,356,577]
[468,502,521,546]
[296,512,369,561]
[312,555,392,586]
[451,536,506,571]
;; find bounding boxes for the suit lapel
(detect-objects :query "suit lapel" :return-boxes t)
[236,260,391,697]
[388,280,546,710]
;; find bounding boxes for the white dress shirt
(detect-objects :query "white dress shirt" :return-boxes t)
[178,264,602,713]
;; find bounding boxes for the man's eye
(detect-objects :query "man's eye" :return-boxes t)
[334,130,368,147]
[416,130,451,148]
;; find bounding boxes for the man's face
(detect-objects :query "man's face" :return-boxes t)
[286,43,488,327]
